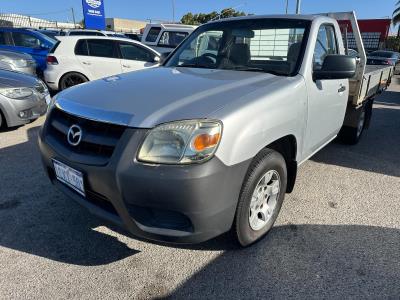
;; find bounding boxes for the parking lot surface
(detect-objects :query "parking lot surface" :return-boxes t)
[0,77,399,299]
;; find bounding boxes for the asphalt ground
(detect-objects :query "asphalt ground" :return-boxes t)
[0,77,399,299]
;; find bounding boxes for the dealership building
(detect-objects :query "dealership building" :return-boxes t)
[105,18,147,33]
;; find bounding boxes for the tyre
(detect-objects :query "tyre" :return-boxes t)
[59,72,88,90]
[339,108,366,145]
[233,148,287,247]
[0,109,5,129]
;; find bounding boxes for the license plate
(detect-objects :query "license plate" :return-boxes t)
[53,160,85,196]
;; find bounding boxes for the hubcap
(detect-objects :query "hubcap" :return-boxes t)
[248,170,281,231]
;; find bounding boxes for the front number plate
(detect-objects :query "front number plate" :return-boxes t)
[53,160,85,196]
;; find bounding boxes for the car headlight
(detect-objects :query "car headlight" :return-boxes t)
[138,120,222,164]
[12,59,29,68]
[0,58,29,68]
[0,87,33,99]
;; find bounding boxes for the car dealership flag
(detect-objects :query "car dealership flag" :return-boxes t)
[82,0,106,30]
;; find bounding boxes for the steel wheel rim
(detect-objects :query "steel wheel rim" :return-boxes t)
[249,170,281,231]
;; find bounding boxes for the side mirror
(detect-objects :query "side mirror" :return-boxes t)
[153,56,161,63]
[313,55,356,81]
[159,52,172,64]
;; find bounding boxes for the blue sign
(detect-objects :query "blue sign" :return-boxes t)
[82,0,106,30]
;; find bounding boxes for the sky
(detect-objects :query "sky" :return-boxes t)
[0,0,398,32]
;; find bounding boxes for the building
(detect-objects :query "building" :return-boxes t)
[106,18,147,33]
[338,18,392,52]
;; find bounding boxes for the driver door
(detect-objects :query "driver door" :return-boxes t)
[303,24,348,157]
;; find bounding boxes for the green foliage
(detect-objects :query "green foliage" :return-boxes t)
[386,36,400,51]
[181,8,246,25]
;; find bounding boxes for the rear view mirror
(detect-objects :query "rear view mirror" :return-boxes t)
[313,55,356,80]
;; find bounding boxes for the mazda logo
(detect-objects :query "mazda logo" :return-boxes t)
[67,125,83,146]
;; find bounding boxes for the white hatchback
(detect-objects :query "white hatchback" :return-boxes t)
[44,36,160,91]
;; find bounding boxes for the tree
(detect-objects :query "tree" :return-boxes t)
[181,8,246,25]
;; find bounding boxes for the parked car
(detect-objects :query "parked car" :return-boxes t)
[125,33,142,41]
[141,23,196,53]
[39,13,393,246]
[0,69,49,128]
[59,29,128,38]
[0,28,56,75]
[0,50,36,75]
[367,50,400,73]
[44,36,160,91]
[35,29,62,40]
[59,29,106,37]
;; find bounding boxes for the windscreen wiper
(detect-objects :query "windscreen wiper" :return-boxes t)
[178,63,215,69]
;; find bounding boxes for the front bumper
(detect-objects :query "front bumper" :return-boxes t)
[0,94,48,127]
[39,127,250,244]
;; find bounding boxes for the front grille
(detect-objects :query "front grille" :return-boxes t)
[46,108,126,165]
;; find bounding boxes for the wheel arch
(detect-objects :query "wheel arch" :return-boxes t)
[265,134,298,193]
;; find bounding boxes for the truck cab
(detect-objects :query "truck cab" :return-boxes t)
[141,23,197,53]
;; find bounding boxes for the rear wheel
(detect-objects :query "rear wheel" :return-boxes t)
[60,72,88,90]
[339,108,366,145]
[233,149,287,247]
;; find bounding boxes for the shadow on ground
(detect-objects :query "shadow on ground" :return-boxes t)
[0,124,139,266]
[311,89,400,177]
[167,224,400,299]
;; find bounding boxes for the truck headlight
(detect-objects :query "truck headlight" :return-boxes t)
[0,87,33,99]
[138,120,222,164]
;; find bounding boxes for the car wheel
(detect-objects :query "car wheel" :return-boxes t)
[0,109,5,129]
[233,148,287,247]
[339,108,366,145]
[60,72,88,90]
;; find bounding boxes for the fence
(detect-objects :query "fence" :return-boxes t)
[0,13,80,30]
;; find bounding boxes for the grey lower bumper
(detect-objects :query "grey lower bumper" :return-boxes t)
[39,127,250,244]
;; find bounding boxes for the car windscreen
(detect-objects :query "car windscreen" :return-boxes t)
[369,51,395,58]
[165,18,311,76]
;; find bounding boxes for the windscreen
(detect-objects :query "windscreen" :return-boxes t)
[165,18,310,76]
[369,51,395,58]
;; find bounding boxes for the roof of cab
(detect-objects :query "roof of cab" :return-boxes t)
[209,14,322,23]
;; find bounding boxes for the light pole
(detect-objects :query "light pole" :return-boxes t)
[172,0,175,22]
[296,0,301,14]
[285,0,289,14]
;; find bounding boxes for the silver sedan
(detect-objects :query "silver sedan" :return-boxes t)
[0,50,37,75]
[0,69,49,128]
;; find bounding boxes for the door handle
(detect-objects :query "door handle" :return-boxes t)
[338,85,346,93]
[122,64,131,68]
[82,61,91,65]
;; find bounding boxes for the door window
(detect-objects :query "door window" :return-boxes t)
[158,31,189,48]
[145,27,161,43]
[75,39,89,55]
[119,43,154,62]
[86,39,118,58]
[12,32,41,48]
[313,25,338,70]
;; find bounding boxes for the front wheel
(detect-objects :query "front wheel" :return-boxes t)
[233,149,287,247]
